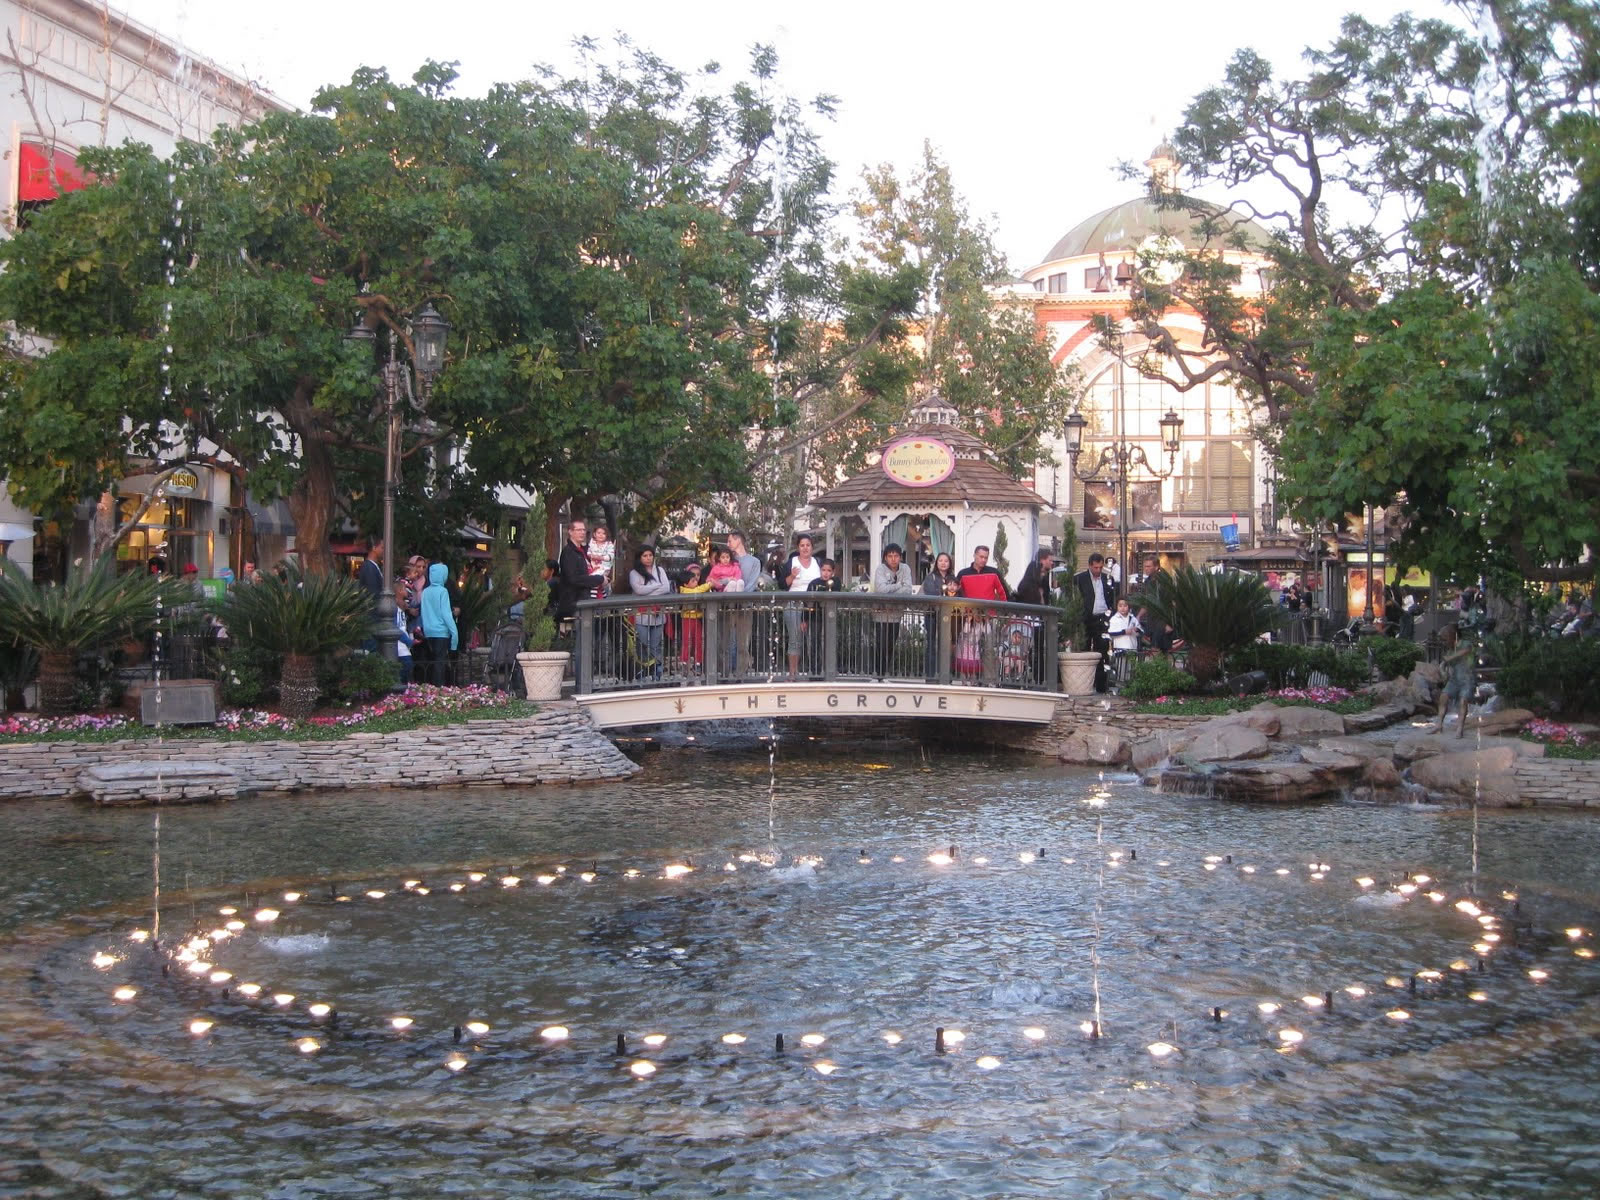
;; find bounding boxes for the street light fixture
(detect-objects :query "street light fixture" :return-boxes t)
[344,302,450,671]
[1064,362,1184,590]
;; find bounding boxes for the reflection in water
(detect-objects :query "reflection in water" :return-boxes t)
[1,748,1599,1197]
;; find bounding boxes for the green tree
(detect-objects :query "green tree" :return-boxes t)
[0,47,843,568]
[1108,1,1600,586]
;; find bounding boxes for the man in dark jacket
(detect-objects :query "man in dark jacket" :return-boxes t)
[556,520,604,622]
[1014,548,1055,606]
[1074,552,1117,691]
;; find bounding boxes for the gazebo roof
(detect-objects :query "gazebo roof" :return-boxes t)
[813,453,1047,510]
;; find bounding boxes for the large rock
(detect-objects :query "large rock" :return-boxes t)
[1464,707,1536,736]
[1057,728,1131,766]
[1313,736,1390,762]
[1393,732,1545,762]
[1410,747,1521,806]
[1341,702,1415,733]
[1296,746,1367,775]
[1161,760,1349,802]
[1184,724,1271,763]
[1364,757,1403,789]
[1250,703,1346,739]
[1130,731,1190,771]
[1215,709,1282,736]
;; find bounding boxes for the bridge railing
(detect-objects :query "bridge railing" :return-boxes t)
[574,592,1059,695]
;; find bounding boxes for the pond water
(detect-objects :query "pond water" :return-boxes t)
[2,744,1598,1198]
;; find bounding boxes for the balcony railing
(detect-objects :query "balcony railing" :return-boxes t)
[574,592,1059,695]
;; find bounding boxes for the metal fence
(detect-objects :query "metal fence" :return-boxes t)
[574,592,1059,695]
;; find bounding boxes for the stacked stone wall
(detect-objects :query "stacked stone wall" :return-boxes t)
[0,703,638,803]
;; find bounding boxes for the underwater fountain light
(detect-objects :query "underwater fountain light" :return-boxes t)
[465,1022,490,1036]
[1527,969,1549,982]
[130,929,150,942]
[724,863,738,872]
[1275,869,1290,876]
[1078,1021,1096,1036]
[468,873,485,883]
[297,1038,320,1054]
[1276,1029,1303,1045]
[445,1056,468,1072]
[273,993,295,1007]
[414,887,430,896]
[1241,866,1257,874]
[1426,891,1445,902]
[186,961,212,976]
[1474,942,1493,954]
[1356,878,1374,888]
[580,872,597,882]
[536,875,557,886]
[927,852,953,867]
[188,1019,213,1036]
[367,890,388,900]
[1576,948,1595,959]
[1483,933,1501,943]
[1022,1027,1046,1041]
[1344,986,1368,998]
[308,1003,331,1018]
[1469,990,1489,1002]
[237,984,261,997]
[224,920,245,932]
[721,1033,747,1045]
[1455,900,1482,916]
[662,864,693,880]
[499,877,519,889]
[1417,970,1443,981]
[403,880,420,890]
[1567,927,1587,940]
[1310,872,1326,881]
[801,1034,826,1047]
[390,1017,414,1031]
[942,1029,967,1045]
[624,869,642,879]
[1147,1042,1177,1059]
[209,971,232,984]
[92,952,117,969]
[1205,855,1222,864]
[976,1056,1002,1070]
[540,1026,569,1042]
[642,1034,666,1047]
[1501,891,1518,901]
[882,1032,903,1046]
[629,1060,656,1077]
[113,986,138,1001]
[1387,1009,1411,1021]
[1395,884,1417,895]
[1385,977,1405,988]
[283,892,302,903]
[814,1061,838,1075]
[1258,1002,1280,1015]
[219,906,237,916]
[1019,852,1036,864]
[974,856,990,866]
[1302,995,1324,1009]
[1450,960,1471,972]
[255,909,280,923]
[449,883,465,892]
[1204,864,1218,872]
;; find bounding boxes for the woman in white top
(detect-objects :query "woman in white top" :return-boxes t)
[783,535,821,678]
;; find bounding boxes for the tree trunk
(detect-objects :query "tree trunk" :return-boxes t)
[279,653,320,720]
[1188,645,1222,688]
[283,379,338,577]
[37,650,78,717]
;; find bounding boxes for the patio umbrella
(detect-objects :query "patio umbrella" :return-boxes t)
[0,523,36,541]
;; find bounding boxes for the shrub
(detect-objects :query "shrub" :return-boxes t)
[1363,636,1424,681]
[1123,656,1197,701]
[1136,568,1282,685]
[213,565,373,660]
[1228,643,1369,691]
[327,652,400,703]
[219,647,270,707]
[1492,635,1600,714]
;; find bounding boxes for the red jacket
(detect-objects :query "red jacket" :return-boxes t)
[955,567,1009,603]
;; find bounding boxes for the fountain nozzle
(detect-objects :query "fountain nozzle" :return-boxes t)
[775,1034,785,1054]
[616,1033,626,1055]
[935,1027,946,1054]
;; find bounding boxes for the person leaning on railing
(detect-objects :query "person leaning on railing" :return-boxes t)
[922,552,959,681]
[871,543,916,680]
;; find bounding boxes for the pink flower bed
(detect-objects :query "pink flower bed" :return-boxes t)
[1522,718,1589,746]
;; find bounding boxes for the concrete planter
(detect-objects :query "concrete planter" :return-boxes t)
[1058,651,1101,696]
[516,651,569,701]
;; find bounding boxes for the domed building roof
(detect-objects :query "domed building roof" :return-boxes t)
[1038,193,1273,266]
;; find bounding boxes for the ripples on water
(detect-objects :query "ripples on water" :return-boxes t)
[2,746,1599,1197]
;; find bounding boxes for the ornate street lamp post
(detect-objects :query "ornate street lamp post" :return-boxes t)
[345,302,450,667]
[1064,363,1183,589]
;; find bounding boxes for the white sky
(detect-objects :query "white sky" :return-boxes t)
[116,0,1453,270]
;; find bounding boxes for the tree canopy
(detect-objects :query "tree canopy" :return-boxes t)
[1109,0,1600,585]
[0,46,842,568]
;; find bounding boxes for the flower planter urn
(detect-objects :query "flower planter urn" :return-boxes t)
[516,650,569,701]
[1058,650,1102,697]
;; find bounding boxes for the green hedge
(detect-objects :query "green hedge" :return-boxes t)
[1122,657,1198,700]
[1226,643,1369,690]
[1492,635,1600,714]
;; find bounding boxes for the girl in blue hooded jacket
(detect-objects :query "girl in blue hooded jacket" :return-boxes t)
[420,562,458,685]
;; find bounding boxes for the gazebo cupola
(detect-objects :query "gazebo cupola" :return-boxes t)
[811,394,1046,587]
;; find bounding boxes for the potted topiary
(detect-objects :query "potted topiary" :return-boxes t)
[515,574,568,700]
[1052,530,1099,695]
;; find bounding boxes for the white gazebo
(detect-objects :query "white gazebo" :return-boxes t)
[811,396,1046,588]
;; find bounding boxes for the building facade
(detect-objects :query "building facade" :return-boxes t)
[0,0,285,578]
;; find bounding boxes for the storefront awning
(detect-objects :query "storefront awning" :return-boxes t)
[18,142,88,201]
[244,495,296,536]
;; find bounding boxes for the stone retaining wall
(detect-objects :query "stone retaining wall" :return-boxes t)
[1511,759,1600,808]
[954,696,1206,757]
[0,703,639,803]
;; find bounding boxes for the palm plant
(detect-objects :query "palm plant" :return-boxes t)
[0,556,175,715]
[214,565,373,718]
[1135,566,1282,687]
